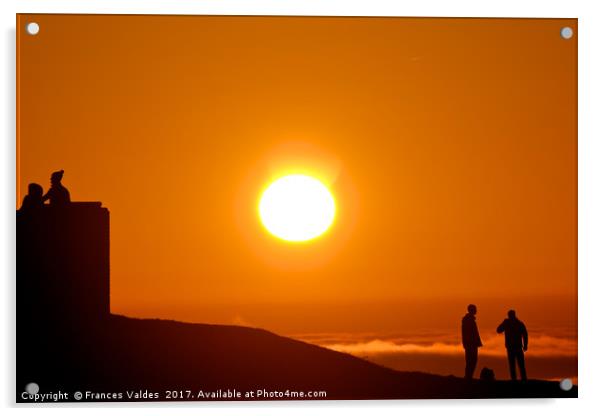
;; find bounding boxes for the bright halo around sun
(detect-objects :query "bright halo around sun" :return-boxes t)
[259,174,336,242]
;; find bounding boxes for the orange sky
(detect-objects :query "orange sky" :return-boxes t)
[17,15,577,349]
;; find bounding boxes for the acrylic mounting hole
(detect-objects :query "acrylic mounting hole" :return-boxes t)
[559,378,573,391]
[26,22,40,36]
[560,27,573,40]
[25,382,39,395]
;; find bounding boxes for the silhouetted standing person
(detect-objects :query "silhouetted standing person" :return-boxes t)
[497,310,528,381]
[461,304,482,380]
[43,170,71,206]
[20,183,44,211]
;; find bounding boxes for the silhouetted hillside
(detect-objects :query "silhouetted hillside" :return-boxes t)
[18,314,577,401]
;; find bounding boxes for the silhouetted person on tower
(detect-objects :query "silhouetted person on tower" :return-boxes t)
[461,304,482,380]
[19,183,44,211]
[497,309,528,381]
[43,170,71,206]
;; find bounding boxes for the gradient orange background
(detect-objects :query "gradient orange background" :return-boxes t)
[17,15,577,379]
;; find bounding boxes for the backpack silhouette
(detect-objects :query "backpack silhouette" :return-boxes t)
[479,367,495,381]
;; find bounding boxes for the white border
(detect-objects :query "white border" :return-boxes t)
[2,1,602,415]
[5,0,588,18]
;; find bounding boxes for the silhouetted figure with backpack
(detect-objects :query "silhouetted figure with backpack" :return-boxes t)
[497,309,528,381]
[461,304,482,380]
[43,170,71,206]
[19,183,44,212]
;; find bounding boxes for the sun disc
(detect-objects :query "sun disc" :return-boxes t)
[259,175,336,242]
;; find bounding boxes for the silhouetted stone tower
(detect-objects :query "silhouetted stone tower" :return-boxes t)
[17,202,110,327]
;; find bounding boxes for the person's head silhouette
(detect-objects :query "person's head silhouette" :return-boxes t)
[467,304,477,315]
[28,183,43,199]
[43,170,71,206]
[20,182,44,211]
[50,170,64,186]
[508,309,517,319]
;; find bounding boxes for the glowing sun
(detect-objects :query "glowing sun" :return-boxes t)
[259,174,336,242]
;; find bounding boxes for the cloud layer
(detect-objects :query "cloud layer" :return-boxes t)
[293,329,577,381]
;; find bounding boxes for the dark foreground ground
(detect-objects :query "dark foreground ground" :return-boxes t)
[17,315,577,402]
